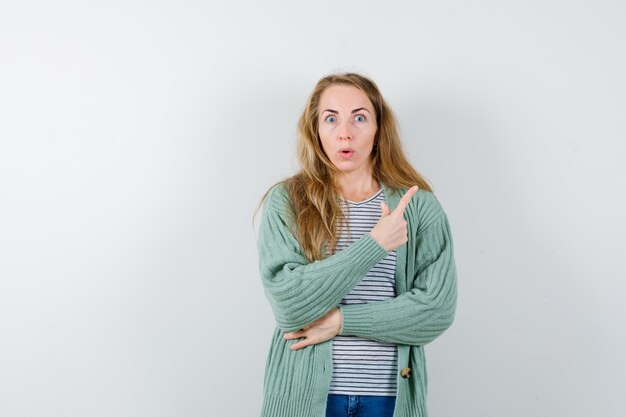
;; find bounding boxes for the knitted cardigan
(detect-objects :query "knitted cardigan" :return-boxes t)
[256,182,457,417]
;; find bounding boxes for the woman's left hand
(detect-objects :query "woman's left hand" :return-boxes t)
[283,307,343,350]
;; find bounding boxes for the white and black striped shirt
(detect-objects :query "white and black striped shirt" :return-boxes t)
[329,188,398,396]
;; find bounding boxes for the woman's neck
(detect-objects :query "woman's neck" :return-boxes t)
[335,171,380,202]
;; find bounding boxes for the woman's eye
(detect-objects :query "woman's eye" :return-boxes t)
[326,115,336,123]
[355,115,366,122]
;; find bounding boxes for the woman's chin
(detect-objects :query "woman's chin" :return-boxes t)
[332,161,371,175]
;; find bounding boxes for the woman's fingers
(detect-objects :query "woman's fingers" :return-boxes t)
[370,185,419,251]
[284,331,313,350]
[392,185,419,217]
[284,330,304,340]
[290,337,312,350]
[284,307,342,350]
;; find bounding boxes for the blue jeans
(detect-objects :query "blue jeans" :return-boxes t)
[326,394,396,417]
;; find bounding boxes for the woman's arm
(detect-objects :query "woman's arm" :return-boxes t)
[338,212,457,346]
[257,185,389,333]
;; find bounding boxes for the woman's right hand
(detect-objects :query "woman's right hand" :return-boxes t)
[369,185,419,251]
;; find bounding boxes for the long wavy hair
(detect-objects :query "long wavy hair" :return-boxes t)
[254,72,433,262]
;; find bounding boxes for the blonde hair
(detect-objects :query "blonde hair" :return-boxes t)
[254,72,432,262]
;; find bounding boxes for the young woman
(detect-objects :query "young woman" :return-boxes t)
[254,72,457,417]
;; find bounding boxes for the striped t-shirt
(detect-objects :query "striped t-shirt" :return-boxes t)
[328,188,398,396]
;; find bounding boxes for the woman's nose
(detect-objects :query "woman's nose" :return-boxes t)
[338,120,353,140]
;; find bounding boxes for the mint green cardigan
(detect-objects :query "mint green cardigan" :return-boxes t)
[256,182,457,417]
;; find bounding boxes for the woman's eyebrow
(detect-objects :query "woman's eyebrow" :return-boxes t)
[321,107,371,114]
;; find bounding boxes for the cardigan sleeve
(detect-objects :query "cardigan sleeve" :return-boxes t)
[338,210,457,346]
[257,185,389,333]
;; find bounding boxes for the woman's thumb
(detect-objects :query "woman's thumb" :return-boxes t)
[380,201,390,216]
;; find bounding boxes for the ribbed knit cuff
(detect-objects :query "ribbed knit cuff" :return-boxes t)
[347,232,389,268]
[338,301,375,338]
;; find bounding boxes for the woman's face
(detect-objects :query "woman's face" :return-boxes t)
[317,84,377,177]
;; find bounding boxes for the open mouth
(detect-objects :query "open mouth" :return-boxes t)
[339,149,354,159]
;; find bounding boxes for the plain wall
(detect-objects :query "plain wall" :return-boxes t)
[1,1,624,416]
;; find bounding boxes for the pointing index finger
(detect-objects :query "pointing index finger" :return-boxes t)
[392,185,419,216]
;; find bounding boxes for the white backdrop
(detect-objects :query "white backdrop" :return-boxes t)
[1,1,624,416]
